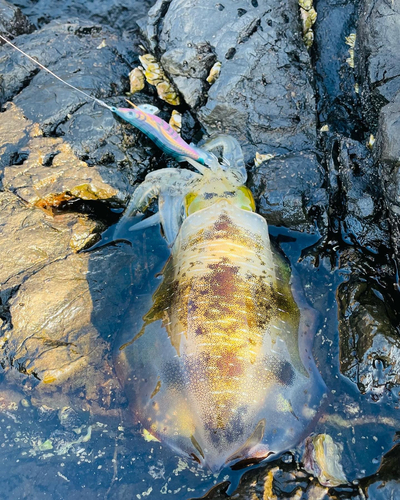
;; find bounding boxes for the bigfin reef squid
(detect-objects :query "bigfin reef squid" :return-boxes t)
[0,35,326,471]
[113,110,327,472]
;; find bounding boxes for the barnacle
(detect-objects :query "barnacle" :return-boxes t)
[300,7,317,33]
[254,152,275,167]
[345,33,356,68]
[367,134,375,149]
[139,54,180,106]
[299,0,313,10]
[156,81,180,106]
[303,29,314,49]
[206,62,222,84]
[299,0,317,48]
[169,110,182,134]
[304,434,347,487]
[129,66,145,94]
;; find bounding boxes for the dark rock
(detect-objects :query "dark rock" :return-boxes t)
[313,0,362,137]
[139,0,326,233]
[0,0,34,39]
[365,481,400,500]
[0,21,160,209]
[331,137,390,252]
[142,0,317,163]
[10,0,155,33]
[376,101,400,167]
[251,152,327,232]
[357,0,400,127]
[338,275,400,401]
[357,0,400,266]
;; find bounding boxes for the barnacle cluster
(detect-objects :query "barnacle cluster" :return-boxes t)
[345,33,356,68]
[138,54,180,106]
[299,0,317,49]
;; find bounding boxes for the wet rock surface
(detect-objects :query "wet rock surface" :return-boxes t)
[10,0,155,33]
[0,18,155,415]
[0,0,400,498]
[144,0,317,156]
[357,0,400,269]
[339,275,400,401]
[251,151,326,231]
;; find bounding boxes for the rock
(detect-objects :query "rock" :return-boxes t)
[338,275,400,401]
[194,460,338,499]
[357,0,400,264]
[0,0,34,39]
[12,0,154,33]
[365,481,400,500]
[312,0,361,136]
[357,0,400,125]
[2,104,129,209]
[0,191,99,292]
[251,152,327,231]
[139,0,326,233]
[2,244,135,413]
[376,101,400,167]
[0,21,167,208]
[331,137,390,252]
[143,0,317,162]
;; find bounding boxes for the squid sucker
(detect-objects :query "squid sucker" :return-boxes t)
[114,134,326,472]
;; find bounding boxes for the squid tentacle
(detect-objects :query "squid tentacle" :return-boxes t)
[202,134,247,183]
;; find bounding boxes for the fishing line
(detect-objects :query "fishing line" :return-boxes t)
[0,34,112,110]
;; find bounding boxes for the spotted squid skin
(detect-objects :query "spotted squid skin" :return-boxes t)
[115,197,326,471]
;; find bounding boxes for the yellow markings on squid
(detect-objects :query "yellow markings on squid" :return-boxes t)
[237,186,256,211]
[150,379,162,399]
[142,429,161,442]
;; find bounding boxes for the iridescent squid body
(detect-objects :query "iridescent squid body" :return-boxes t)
[114,127,326,471]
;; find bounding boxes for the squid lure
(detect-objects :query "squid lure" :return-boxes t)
[0,34,215,168]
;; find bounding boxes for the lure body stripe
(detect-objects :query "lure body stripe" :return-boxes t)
[111,107,215,166]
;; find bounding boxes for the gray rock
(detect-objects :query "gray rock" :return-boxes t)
[376,100,400,167]
[143,0,317,163]
[334,138,390,252]
[357,0,400,263]
[338,275,400,401]
[0,0,34,39]
[357,0,400,118]
[11,0,155,34]
[251,152,327,231]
